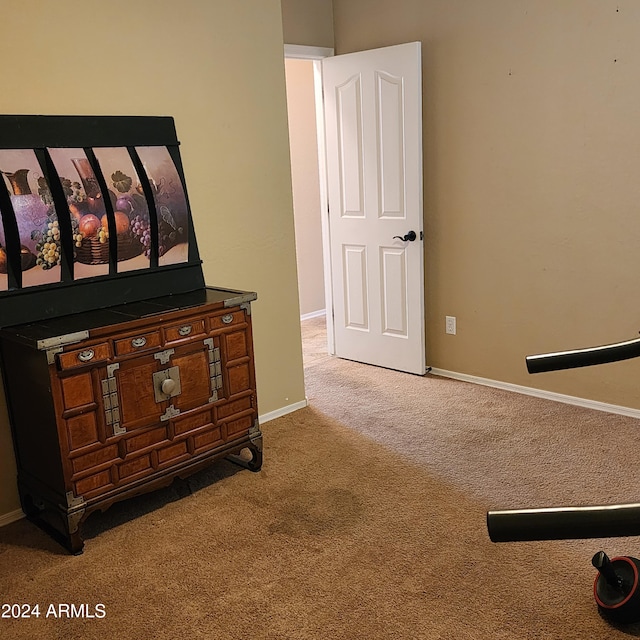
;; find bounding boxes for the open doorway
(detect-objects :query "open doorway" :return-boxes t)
[285,58,325,320]
[284,45,334,361]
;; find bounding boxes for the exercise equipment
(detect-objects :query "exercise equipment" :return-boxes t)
[487,335,640,624]
[592,551,640,623]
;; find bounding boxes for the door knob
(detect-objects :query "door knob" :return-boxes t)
[393,230,417,242]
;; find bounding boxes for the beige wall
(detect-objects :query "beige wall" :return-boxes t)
[333,0,640,409]
[281,0,334,47]
[285,59,326,316]
[0,0,305,517]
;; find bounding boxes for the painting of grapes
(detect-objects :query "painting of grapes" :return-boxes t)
[0,149,62,287]
[136,146,189,266]
[93,147,151,273]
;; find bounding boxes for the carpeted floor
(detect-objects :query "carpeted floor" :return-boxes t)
[2,315,640,638]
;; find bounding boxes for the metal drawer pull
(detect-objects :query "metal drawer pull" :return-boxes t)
[178,325,192,336]
[221,314,234,324]
[153,366,182,403]
[131,336,147,348]
[78,349,95,362]
[162,378,177,395]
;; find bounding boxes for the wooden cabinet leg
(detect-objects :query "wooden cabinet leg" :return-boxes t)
[226,441,262,472]
[19,486,86,554]
[66,528,85,555]
[226,420,262,472]
[66,511,86,555]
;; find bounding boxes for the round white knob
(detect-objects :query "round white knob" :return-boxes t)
[161,378,176,395]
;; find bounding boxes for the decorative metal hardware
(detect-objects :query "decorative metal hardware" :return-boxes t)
[154,348,175,365]
[131,336,147,348]
[221,314,234,324]
[223,292,257,309]
[67,509,86,534]
[46,346,63,365]
[37,330,89,351]
[65,491,86,509]
[160,405,180,422]
[249,419,263,452]
[106,363,119,376]
[153,366,182,403]
[63,492,87,533]
[101,363,125,435]
[78,349,95,362]
[240,302,252,315]
[204,338,223,402]
[178,325,192,336]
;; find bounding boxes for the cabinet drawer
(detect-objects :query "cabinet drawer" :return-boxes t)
[58,343,111,370]
[156,441,189,466]
[114,330,162,356]
[71,444,119,475]
[217,396,253,421]
[192,426,224,453]
[164,319,205,343]
[209,310,245,330]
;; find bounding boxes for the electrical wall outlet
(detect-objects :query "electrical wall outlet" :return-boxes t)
[445,316,457,335]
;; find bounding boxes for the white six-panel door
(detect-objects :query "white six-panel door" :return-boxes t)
[322,42,425,374]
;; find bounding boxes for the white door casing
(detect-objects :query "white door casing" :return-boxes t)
[322,42,425,374]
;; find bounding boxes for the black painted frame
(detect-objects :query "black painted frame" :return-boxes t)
[0,115,204,327]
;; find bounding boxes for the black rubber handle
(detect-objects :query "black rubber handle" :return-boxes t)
[592,551,625,592]
[487,503,640,542]
[526,337,640,374]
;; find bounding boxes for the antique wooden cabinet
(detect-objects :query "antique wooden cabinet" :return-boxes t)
[0,116,262,553]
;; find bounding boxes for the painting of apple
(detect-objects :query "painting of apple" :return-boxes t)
[78,214,101,238]
[101,211,131,236]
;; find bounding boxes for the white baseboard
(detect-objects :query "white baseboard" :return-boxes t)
[0,508,24,528]
[429,368,640,420]
[300,309,326,321]
[259,398,308,424]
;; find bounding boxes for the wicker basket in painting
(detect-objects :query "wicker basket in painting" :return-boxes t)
[75,232,143,265]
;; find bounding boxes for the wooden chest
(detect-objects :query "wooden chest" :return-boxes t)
[0,116,262,553]
[0,287,261,553]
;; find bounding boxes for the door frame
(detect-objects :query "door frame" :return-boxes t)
[284,44,336,354]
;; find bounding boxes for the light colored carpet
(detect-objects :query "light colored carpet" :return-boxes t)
[1,314,640,639]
